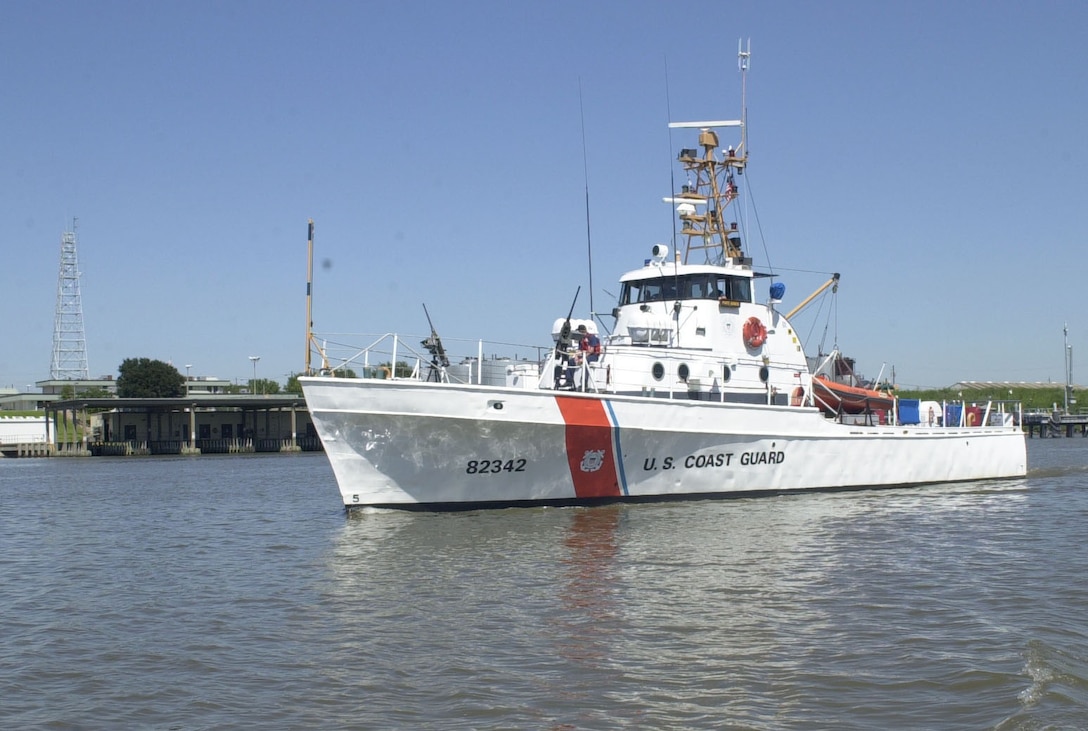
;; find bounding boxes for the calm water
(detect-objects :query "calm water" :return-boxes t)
[2,440,1087,730]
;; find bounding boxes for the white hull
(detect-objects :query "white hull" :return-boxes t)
[301,377,1027,509]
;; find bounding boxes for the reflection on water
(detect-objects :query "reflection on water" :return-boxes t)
[554,506,622,667]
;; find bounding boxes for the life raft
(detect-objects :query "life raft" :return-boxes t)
[743,317,767,349]
[790,386,804,407]
[812,375,894,416]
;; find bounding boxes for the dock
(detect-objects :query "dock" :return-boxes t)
[1022,411,1088,438]
[0,442,54,458]
[2,394,321,458]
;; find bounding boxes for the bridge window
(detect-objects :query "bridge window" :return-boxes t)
[720,276,752,302]
[621,274,753,304]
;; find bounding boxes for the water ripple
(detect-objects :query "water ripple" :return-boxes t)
[2,442,1087,728]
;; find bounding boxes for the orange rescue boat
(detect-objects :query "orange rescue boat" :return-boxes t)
[812,374,894,415]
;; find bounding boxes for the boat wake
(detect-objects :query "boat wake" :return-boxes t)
[1025,463,1088,480]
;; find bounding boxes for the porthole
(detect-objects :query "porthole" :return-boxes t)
[678,363,690,382]
[759,366,770,383]
[652,362,665,381]
[722,365,731,382]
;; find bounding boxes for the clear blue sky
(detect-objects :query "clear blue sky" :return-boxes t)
[2,0,1086,391]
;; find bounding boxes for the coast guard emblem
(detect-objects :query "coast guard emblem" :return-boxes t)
[579,449,606,473]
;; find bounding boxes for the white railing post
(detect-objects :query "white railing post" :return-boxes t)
[392,334,399,379]
[478,340,484,384]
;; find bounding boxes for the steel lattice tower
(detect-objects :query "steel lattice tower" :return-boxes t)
[50,227,90,380]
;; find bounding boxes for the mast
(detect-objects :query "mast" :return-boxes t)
[1064,323,1073,413]
[305,219,314,375]
[304,219,328,376]
[738,38,750,162]
[665,40,751,265]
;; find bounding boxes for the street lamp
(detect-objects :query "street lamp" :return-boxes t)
[249,356,260,394]
[185,364,192,397]
[1064,324,1071,413]
[1068,344,1076,409]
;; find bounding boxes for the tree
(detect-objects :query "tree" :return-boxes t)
[249,378,281,395]
[79,386,114,399]
[60,384,113,400]
[116,358,185,398]
[59,384,114,414]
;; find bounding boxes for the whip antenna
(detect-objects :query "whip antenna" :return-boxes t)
[579,78,595,322]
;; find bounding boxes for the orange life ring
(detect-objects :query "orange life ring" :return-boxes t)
[743,317,767,349]
[790,386,804,407]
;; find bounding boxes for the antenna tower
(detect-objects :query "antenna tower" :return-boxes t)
[50,223,90,380]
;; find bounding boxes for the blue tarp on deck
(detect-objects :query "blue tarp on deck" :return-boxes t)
[899,398,921,425]
[945,404,963,427]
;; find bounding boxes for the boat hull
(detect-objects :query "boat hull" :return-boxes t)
[301,377,1028,510]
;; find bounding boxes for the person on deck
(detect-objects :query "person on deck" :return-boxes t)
[563,349,581,390]
[576,324,601,390]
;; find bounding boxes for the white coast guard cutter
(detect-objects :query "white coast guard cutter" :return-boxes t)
[300,45,1026,510]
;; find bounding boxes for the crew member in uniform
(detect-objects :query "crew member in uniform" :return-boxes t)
[576,323,601,391]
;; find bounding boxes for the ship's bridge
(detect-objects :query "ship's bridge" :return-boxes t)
[618,269,754,306]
